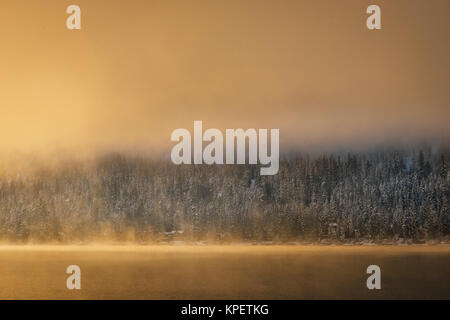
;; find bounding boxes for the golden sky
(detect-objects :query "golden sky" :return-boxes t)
[0,0,449,153]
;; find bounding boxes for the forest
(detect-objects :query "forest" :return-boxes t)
[0,144,448,244]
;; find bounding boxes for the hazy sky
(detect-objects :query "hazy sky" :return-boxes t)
[0,0,449,153]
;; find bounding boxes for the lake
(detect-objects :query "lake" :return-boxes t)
[0,245,449,299]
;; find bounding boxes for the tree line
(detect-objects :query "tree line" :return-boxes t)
[0,145,448,243]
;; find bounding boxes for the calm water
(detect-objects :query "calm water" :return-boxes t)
[0,245,449,299]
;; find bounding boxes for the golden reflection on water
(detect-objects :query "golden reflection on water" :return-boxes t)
[0,245,449,300]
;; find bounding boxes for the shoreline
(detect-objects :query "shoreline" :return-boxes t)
[0,243,449,251]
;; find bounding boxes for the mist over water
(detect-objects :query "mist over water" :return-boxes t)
[0,245,449,299]
[0,0,449,302]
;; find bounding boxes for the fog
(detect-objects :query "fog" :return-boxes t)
[0,245,449,299]
[0,0,449,155]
